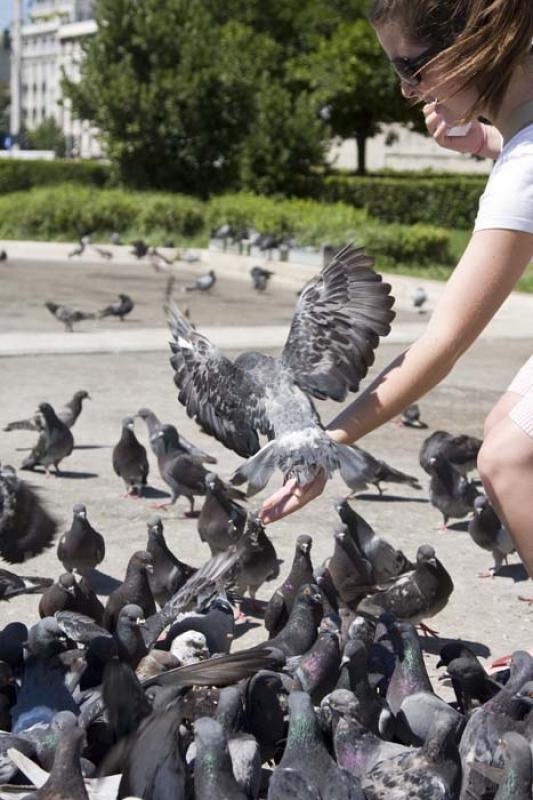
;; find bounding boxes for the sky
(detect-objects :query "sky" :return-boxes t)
[1,1,29,32]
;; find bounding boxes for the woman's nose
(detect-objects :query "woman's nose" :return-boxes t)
[400,80,419,99]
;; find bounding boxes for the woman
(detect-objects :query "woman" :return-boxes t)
[260,0,533,580]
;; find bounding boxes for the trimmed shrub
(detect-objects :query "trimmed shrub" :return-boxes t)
[0,159,113,194]
[320,174,486,229]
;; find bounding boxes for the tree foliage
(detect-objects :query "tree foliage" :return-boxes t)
[64,0,420,190]
[26,118,67,156]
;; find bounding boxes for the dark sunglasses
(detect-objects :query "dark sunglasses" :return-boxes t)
[390,44,442,86]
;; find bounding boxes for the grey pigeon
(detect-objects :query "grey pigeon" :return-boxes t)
[4,390,90,432]
[166,596,235,655]
[324,689,409,778]
[57,504,105,576]
[420,430,482,475]
[150,424,212,513]
[437,641,501,713]
[229,516,280,609]
[426,453,480,526]
[112,416,149,497]
[361,711,462,800]
[399,403,427,428]
[29,726,89,800]
[186,269,216,292]
[37,574,85,618]
[116,701,188,799]
[137,407,217,463]
[168,245,395,496]
[146,515,196,606]
[11,619,78,733]
[274,691,364,799]
[250,265,274,291]
[412,286,428,313]
[21,402,74,476]
[335,498,413,583]
[216,685,262,800]
[103,550,156,631]
[194,716,248,799]
[336,638,394,738]
[0,465,58,563]
[44,301,95,332]
[327,526,375,611]
[477,731,532,800]
[114,603,148,668]
[459,650,533,800]
[98,293,134,320]
[290,616,341,703]
[266,583,323,658]
[130,238,149,258]
[267,768,322,800]
[468,494,515,576]
[265,534,314,638]
[345,445,421,496]
[245,670,288,764]
[0,249,7,261]
[358,546,454,636]
[0,568,52,601]
[198,471,247,556]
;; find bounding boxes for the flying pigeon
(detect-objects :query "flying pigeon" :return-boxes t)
[167,244,395,496]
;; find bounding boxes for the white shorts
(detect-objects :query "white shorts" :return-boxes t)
[507,355,533,438]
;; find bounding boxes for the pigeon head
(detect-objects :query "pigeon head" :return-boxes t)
[51,710,79,734]
[136,407,154,420]
[118,603,145,627]
[296,534,312,554]
[147,516,163,537]
[27,617,68,656]
[297,583,323,608]
[122,416,135,430]
[37,402,55,419]
[73,390,90,401]
[436,641,475,669]
[210,597,234,615]
[205,472,219,492]
[72,504,88,520]
[129,550,154,575]
[119,294,130,302]
[45,301,59,313]
[514,681,533,709]
[416,544,437,565]
[194,716,225,750]
[324,688,359,719]
[473,494,488,513]
[58,573,77,596]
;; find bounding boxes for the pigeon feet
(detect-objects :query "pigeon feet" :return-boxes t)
[417,622,439,637]
[478,569,495,579]
[518,595,533,604]
[181,510,201,519]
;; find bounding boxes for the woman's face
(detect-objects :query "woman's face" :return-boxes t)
[375,21,479,124]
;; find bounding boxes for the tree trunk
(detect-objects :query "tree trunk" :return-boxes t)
[356,132,367,175]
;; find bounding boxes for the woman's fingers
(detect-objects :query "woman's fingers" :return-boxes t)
[259,473,327,524]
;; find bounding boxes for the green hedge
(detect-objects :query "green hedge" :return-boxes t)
[319,174,486,229]
[0,185,454,266]
[0,184,205,240]
[0,159,113,194]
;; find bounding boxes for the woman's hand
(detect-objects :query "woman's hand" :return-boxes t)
[423,101,485,155]
[259,472,328,524]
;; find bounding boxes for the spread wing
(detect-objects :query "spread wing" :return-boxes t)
[281,244,395,401]
[167,305,270,457]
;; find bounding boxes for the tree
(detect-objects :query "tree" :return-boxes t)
[26,117,66,155]
[296,19,421,174]
[63,0,292,194]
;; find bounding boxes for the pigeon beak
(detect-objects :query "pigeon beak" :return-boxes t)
[66,586,76,596]
[437,672,451,683]
[146,564,154,574]
[136,617,146,626]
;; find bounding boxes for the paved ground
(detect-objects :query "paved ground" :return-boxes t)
[1,247,533,692]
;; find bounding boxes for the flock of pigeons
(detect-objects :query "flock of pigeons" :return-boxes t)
[0,241,529,799]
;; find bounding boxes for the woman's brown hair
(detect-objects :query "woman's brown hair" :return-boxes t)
[369,0,533,120]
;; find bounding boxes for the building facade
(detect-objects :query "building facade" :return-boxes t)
[15,0,101,157]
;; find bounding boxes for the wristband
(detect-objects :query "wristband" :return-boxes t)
[472,123,487,156]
